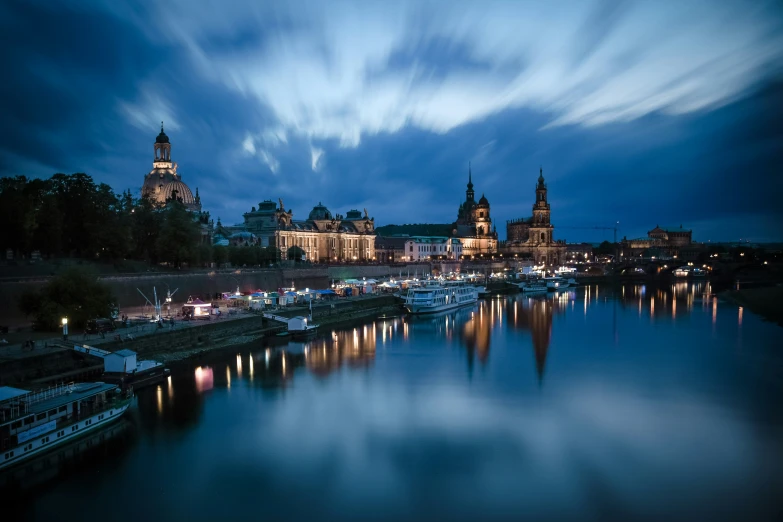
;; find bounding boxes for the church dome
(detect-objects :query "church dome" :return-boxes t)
[308,202,333,221]
[478,194,489,206]
[156,129,170,144]
[161,180,195,206]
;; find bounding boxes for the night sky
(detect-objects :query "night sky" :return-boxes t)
[1,0,782,242]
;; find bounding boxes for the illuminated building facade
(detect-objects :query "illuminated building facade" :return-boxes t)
[500,168,566,265]
[453,166,498,256]
[141,123,202,212]
[233,200,376,261]
[620,225,694,259]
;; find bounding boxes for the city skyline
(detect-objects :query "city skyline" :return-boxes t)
[1,0,782,242]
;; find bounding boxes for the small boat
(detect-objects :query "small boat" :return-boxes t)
[102,350,169,391]
[0,382,132,471]
[474,285,491,298]
[287,316,318,340]
[404,280,478,315]
[544,277,570,291]
[520,280,548,293]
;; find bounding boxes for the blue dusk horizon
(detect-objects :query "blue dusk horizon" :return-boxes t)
[1,0,782,243]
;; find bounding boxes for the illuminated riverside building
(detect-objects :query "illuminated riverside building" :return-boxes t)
[453,166,498,256]
[139,124,213,244]
[141,123,202,212]
[402,236,463,261]
[500,168,567,265]
[619,225,697,260]
[219,200,376,261]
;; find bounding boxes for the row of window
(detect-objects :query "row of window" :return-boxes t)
[10,405,68,431]
[412,244,454,253]
[3,413,111,461]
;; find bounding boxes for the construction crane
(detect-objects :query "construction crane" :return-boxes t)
[558,223,621,262]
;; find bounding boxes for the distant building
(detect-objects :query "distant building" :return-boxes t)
[223,200,376,262]
[499,168,566,265]
[452,165,498,256]
[620,225,694,260]
[375,236,408,263]
[141,123,202,212]
[565,243,594,263]
[140,123,213,244]
[400,236,463,262]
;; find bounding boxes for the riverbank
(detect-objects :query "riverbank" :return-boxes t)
[721,285,783,326]
[0,295,402,385]
[154,297,402,363]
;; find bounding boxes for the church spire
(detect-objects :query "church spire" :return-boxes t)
[465,162,475,203]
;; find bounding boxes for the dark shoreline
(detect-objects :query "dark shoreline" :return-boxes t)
[720,286,783,326]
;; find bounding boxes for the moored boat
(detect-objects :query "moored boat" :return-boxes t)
[1,382,132,471]
[287,316,318,339]
[520,280,548,293]
[474,285,490,298]
[545,277,570,291]
[404,281,478,315]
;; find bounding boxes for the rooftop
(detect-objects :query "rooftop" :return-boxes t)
[0,386,29,402]
[1,382,118,420]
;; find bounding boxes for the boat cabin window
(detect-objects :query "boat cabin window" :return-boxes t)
[36,413,46,421]
[59,405,67,412]
[48,409,57,417]
[23,416,34,425]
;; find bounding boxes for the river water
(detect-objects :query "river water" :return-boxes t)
[6,282,783,521]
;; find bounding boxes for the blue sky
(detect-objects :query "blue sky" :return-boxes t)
[1,0,782,242]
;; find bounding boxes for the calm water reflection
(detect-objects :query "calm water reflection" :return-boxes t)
[7,283,783,521]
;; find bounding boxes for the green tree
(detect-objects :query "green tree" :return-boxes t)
[17,266,115,330]
[156,201,201,267]
[287,246,306,263]
[0,176,29,255]
[196,243,213,266]
[213,245,228,266]
[131,195,162,263]
[228,245,256,266]
[594,241,615,256]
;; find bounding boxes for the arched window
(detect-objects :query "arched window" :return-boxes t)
[540,232,545,242]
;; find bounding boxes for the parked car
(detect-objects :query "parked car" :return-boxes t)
[86,318,116,334]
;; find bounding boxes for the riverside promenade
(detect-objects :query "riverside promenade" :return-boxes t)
[0,294,400,387]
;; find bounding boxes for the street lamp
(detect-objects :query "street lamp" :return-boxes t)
[61,317,68,341]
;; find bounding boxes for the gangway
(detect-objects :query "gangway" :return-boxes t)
[71,344,111,358]
[263,313,290,324]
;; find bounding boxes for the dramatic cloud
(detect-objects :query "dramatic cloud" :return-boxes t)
[132,0,783,144]
[1,0,782,240]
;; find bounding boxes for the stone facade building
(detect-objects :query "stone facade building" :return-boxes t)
[140,124,213,244]
[141,123,202,212]
[452,166,497,256]
[499,168,566,265]
[400,236,463,262]
[375,236,408,263]
[224,199,376,262]
[620,225,694,260]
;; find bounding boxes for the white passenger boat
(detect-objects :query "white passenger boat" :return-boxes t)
[404,281,478,314]
[1,382,132,470]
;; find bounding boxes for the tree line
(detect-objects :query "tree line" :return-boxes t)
[0,173,214,268]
